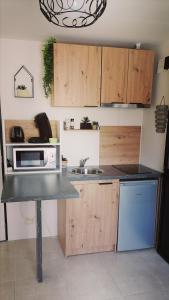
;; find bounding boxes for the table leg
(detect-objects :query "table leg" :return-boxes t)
[36,200,43,282]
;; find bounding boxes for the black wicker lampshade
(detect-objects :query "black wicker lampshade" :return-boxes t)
[39,0,107,28]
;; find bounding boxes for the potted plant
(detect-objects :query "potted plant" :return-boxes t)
[42,37,56,98]
[80,117,92,129]
[16,85,29,97]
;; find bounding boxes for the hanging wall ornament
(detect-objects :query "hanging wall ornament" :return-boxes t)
[14,65,34,98]
[155,96,168,133]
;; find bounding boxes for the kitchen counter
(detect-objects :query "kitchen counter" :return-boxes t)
[1,173,79,203]
[1,165,161,204]
[66,165,161,182]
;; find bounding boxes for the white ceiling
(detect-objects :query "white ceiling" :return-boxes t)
[1,0,169,49]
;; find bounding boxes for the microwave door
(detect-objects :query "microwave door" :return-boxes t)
[13,149,46,170]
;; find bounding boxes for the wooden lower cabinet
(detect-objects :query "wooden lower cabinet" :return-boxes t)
[57,180,120,256]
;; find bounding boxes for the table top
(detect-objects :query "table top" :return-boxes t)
[1,173,79,203]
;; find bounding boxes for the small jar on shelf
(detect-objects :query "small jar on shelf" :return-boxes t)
[70,118,74,130]
[63,119,70,130]
[62,156,68,168]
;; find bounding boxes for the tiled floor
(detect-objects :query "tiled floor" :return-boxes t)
[0,237,169,300]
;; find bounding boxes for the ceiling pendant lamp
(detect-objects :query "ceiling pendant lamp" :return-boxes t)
[39,0,107,28]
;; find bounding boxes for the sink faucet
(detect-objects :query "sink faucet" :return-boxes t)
[79,157,89,168]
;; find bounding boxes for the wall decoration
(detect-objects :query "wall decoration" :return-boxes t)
[155,96,168,133]
[14,65,34,98]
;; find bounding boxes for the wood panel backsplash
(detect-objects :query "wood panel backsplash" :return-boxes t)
[99,126,141,165]
[4,120,59,143]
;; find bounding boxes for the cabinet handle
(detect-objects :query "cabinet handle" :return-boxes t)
[83,105,98,107]
[98,182,113,185]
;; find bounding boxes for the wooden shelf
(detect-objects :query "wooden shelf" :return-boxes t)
[6,169,61,175]
[6,143,60,146]
[64,129,99,131]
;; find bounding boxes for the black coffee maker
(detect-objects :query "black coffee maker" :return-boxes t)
[28,113,52,143]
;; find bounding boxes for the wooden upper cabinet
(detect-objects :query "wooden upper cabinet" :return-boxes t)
[53,43,155,107]
[126,50,155,104]
[53,43,101,107]
[101,47,129,104]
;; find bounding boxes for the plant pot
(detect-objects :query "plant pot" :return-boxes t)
[80,123,92,129]
[92,124,97,130]
[16,89,29,97]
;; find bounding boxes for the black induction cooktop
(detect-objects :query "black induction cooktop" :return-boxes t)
[112,164,152,175]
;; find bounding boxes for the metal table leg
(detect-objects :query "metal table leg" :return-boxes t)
[36,200,43,282]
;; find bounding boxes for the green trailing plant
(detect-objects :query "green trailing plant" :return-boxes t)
[42,37,56,97]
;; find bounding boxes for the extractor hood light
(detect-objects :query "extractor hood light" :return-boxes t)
[39,0,107,28]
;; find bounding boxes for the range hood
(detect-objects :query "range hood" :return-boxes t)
[101,103,150,108]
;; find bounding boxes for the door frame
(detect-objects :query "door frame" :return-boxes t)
[0,99,8,242]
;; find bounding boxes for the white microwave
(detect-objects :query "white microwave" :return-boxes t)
[13,147,57,171]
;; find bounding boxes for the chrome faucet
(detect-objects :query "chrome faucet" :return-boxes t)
[79,157,89,168]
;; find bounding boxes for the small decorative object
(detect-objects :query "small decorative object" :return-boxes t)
[42,37,56,98]
[80,117,92,129]
[70,118,74,130]
[155,96,168,133]
[14,65,34,98]
[63,119,70,130]
[49,137,58,144]
[62,155,68,168]
[92,121,99,130]
[39,0,107,28]
[136,42,141,49]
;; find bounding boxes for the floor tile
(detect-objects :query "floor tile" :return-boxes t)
[66,268,122,299]
[13,238,35,259]
[0,255,15,282]
[112,267,163,296]
[14,256,36,281]
[14,278,69,300]
[14,280,37,300]
[0,281,15,300]
[123,289,169,300]
[42,236,62,254]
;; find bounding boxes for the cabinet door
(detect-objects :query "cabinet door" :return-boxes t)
[101,47,128,104]
[66,180,119,256]
[126,50,155,104]
[53,43,101,107]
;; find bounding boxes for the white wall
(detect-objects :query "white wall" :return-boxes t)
[140,40,169,171]
[0,147,5,241]
[0,38,143,240]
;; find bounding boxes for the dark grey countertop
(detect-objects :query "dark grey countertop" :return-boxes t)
[1,165,161,203]
[1,173,79,203]
[66,165,161,181]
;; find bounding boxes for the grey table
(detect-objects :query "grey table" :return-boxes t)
[1,173,79,282]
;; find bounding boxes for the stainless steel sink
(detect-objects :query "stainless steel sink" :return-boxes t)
[71,167,103,175]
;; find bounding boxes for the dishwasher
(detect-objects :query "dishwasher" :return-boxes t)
[117,180,158,252]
